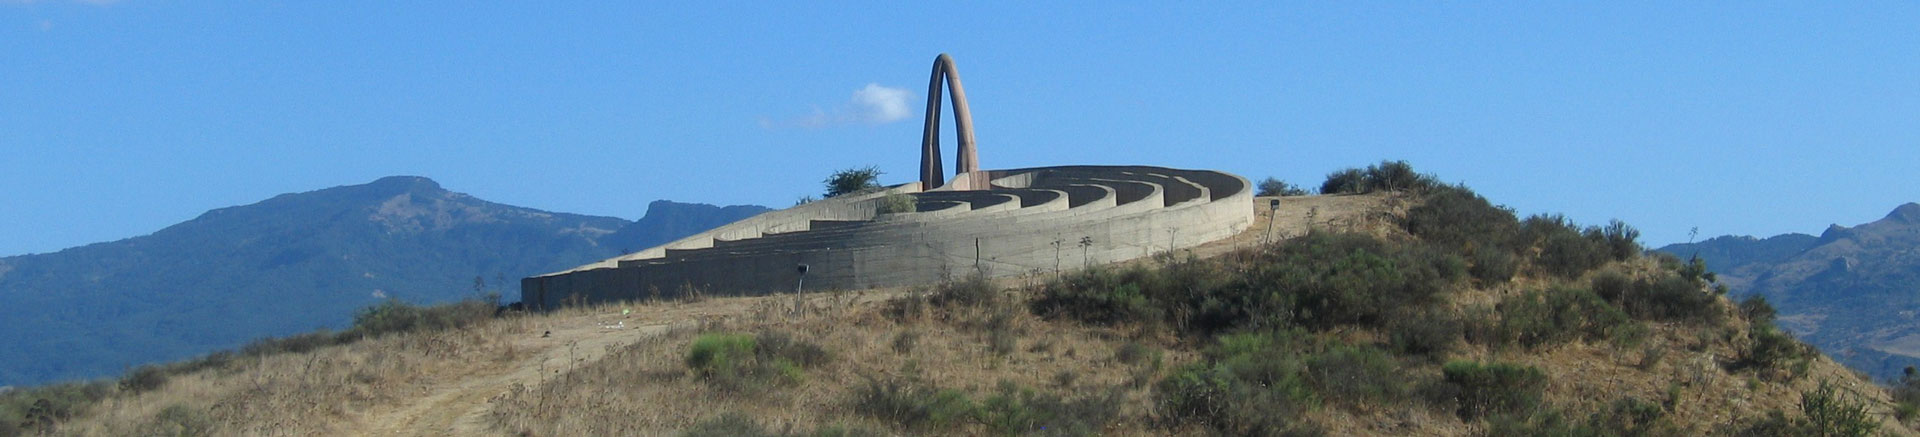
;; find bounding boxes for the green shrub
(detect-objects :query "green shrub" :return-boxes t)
[932,273,998,309]
[1494,287,1642,349]
[686,333,757,379]
[119,365,170,394]
[850,376,1120,436]
[1590,270,1633,303]
[1484,398,1676,437]
[1624,274,1721,324]
[142,403,213,437]
[1894,367,1920,424]
[345,296,496,340]
[1739,294,1778,327]
[1518,214,1575,249]
[987,322,1018,357]
[1737,325,1811,373]
[1320,168,1368,195]
[851,377,977,430]
[1535,225,1611,278]
[681,412,776,437]
[1723,410,1798,436]
[976,381,1122,436]
[1468,246,1519,284]
[1591,219,1642,261]
[240,331,340,356]
[1588,397,1673,436]
[754,330,832,368]
[1033,231,1463,335]
[1401,184,1524,285]
[1519,215,1644,279]
[1028,259,1211,329]
[875,193,917,214]
[891,330,920,354]
[824,165,883,198]
[1678,256,1711,283]
[1114,341,1162,368]
[1318,160,1439,195]
[1442,361,1548,420]
[1730,382,1883,436]
[1258,177,1309,197]
[1364,160,1434,193]
[1405,185,1518,250]
[1591,271,1723,325]
[1158,363,1320,436]
[1241,233,1464,330]
[1798,381,1879,437]
[1304,345,1406,404]
[685,331,831,392]
[1155,329,1331,435]
[1387,307,1463,360]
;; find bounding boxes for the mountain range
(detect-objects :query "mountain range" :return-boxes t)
[0,176,768,386]
[1658,203,1920,381]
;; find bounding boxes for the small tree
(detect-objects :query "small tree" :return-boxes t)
[1257,177,1307,197]
[1363,160,1426,192]
[876,193,917,214]
[824,166,884,198]
[1320,169,1367,195]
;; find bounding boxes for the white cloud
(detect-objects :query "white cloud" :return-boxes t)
[851,83,912,123]
[761,83,915,129]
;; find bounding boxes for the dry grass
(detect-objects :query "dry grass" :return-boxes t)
[483,283,1180,436]
[36,192,1920,436]
[55,315,534,436]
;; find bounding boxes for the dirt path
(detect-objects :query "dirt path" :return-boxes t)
[355,298,757,436]
[360,319,630,435]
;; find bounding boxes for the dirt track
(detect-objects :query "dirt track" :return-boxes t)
[354,297,763,435]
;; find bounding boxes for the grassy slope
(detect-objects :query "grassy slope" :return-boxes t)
[17,190,1918,436]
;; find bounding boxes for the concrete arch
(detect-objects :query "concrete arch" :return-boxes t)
[919,53,979,189]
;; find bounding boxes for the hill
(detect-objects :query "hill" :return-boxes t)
[6,165,1908,436]
[1659,203,1920,381]
[0,176,768,387]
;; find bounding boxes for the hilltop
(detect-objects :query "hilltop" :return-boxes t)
[1660,203,1920,381]
[0,177,768,387]
[4,163,1908,436]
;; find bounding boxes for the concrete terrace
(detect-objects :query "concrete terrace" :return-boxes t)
[520,165,1252,310]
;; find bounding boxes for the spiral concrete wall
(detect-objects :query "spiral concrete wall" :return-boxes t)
[520,165,1252,310]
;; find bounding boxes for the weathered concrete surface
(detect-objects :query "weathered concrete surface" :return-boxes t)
[522,165,1252,310]
[920,53,979,190]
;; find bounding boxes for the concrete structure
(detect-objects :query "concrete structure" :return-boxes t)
[520,55,1253,310]
[921,53,980,190]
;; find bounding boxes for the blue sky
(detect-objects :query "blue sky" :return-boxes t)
[3,1,1916,256]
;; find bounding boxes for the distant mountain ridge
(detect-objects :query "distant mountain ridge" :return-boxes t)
[1658,202,1920,381]
[0,176,768,386]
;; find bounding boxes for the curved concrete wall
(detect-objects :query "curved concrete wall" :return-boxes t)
[522,165,1252,310]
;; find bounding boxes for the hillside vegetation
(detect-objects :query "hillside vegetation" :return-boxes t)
[5,162,1910,436]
